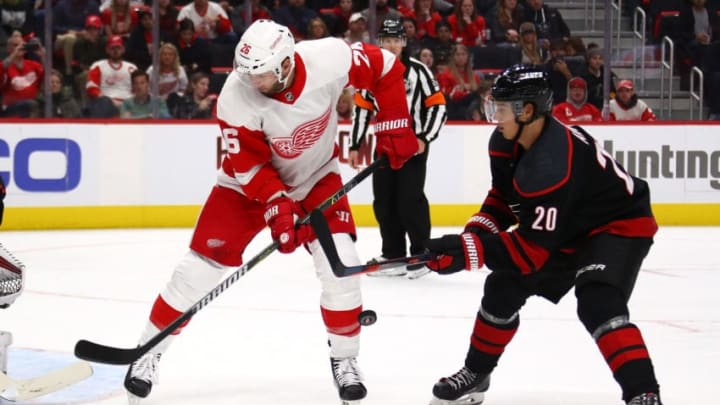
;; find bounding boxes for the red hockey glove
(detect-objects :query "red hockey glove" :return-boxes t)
[374,106,419,170]
[264,196,309,254]
[424,233,484,275]
[464,212,500,234]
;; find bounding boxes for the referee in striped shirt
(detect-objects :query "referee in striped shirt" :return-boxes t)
[348,18,447,279]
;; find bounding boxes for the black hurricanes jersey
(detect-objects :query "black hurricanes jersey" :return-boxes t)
[476,118,658,274]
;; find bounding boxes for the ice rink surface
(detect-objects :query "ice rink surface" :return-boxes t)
[0,226,717,405]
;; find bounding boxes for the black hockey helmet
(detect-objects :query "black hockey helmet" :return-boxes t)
[377,18,406,38]
[491,64,553,119]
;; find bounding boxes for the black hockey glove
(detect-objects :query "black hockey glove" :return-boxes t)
[424,233,484,275]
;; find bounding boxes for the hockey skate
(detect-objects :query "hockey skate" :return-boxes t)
[330,357,366,404]
[124,352,161,404]
[429,366,490,405]
[627,393,662,405]
[406,263,431,279]
[366,256,407,277]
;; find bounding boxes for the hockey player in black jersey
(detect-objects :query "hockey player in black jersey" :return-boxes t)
[350,18,447,279]
[423,65,662,405]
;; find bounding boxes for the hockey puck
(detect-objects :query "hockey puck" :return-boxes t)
[358,310,377,326]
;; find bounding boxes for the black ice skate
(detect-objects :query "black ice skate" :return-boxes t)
[627,393,662,405]
[429,366,490,405]
[330,357,367,404]
[124,352,161,404]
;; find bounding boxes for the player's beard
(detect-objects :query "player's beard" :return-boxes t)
[260,80,285,96]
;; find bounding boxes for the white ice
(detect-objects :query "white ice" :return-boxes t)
[0,226,717,405]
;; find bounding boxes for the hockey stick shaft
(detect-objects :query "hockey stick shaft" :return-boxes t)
[309,209,435,277]
[74,156,386,365]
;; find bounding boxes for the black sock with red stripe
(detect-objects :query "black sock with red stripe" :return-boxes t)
[596,324,659,402]
[465,312,519,374]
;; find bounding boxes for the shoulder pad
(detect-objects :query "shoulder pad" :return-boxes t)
[513,120,572,197]
[488,129,515,158]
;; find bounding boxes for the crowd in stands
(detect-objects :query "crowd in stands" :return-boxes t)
[0,0,718,120]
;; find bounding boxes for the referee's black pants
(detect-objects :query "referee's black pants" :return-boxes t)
[372,147,430,258]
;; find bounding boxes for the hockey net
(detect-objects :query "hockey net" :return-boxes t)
[0,244,24,307]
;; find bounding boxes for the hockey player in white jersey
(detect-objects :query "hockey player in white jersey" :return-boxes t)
[124,19,418,404]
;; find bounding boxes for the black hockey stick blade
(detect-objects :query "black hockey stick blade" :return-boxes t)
[75,156,386,365]
[309,209,435,277]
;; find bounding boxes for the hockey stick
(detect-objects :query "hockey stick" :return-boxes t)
[74,156,387,365]
[309,209,435,277]
[0,361,93,401]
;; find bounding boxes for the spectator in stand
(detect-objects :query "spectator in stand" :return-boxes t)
[344,12,369,43]
[307,16,331,39]
[85,35,137,117]
[167,71,216,119]
[272,0,319,40]
[465,79,492,120]
[241,0,273,24]
[120,69,171,118]
[127,6,171,71]
[177,0,237,44]
[0,0,35,38]
[437,43,479,119]
[447,0,487,47]
[609,79,657,121]
[319,0,353,37]
[73,15,106,105]
[402,17,422,57]
[486,0,524,46]
[51,0,101,77]
[519,21,547,64]
[407,0,443,39]
[524,0,570,44]
[421,20,453,67]
[418,47,437,73]
[565,36,587,57]
[677,0,718,72]
[50,0,100,40]
[582,47,617,111]
[176,18,212,75]
[545,39,573,104]
[166,71,214,118]
[156,0,179,39]
[101,0,138,38]
[360,0,401,27]
[147,43,189,99]
[705,41,720,119]
[552,76,602,123]
[0,33,43,117]
[34,69,82,118]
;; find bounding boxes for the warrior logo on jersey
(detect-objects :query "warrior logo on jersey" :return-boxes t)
[270,106,331,158]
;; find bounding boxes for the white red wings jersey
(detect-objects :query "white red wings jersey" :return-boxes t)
[216,37,401,202]
[609,99,657,121]
[551,101,602,123]
[177,1,232,39]
[86,59,138,101]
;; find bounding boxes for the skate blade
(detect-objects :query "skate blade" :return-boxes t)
[341,400,362,405]
[406,267,430,280]
[428,391,485,405]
